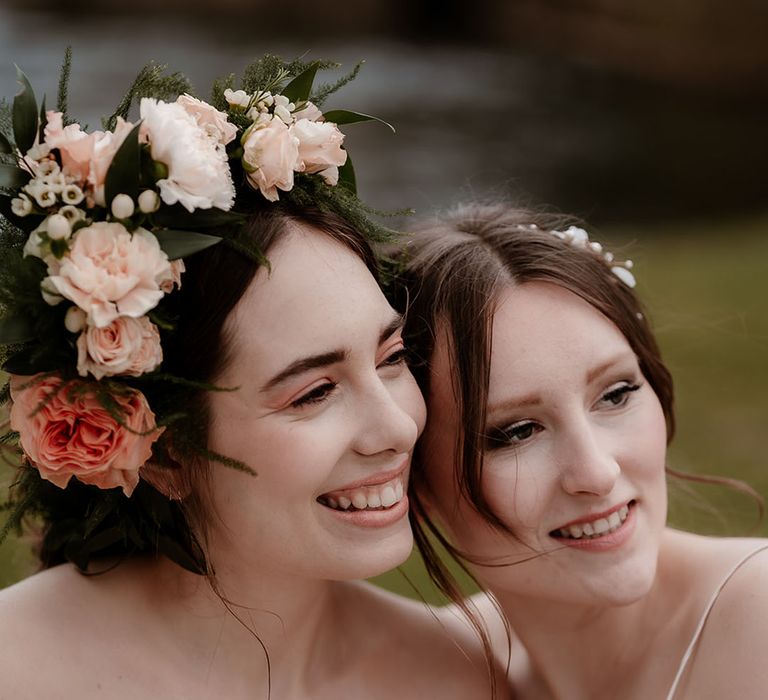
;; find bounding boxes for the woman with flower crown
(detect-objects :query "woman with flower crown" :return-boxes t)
[0,58,503,698]
[390,203,768,700]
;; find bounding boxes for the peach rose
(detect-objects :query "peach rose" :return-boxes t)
[76,316,162,379]
[44,222,173,328]
[242,116,300,201]
[176,94,237,147]
[9,374,161,496]
[291,119,347,172]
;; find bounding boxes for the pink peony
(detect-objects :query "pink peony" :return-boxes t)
[176,94,237,147]
[290,119,347,186]
[140,98,235,212]
[44,222,173,328]
[242,116,300,201]
[9,374,161,496]
[76,316,163,380]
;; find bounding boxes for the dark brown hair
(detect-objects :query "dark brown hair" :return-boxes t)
[388,201,674,600]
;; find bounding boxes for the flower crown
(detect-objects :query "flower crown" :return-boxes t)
[0,52,393,572]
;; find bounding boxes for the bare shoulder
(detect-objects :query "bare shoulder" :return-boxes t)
[344,582,511,699]
[676,535,768,699]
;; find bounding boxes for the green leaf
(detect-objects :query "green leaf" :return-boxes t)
[321,109,395,133]
[281,62,319,104]
[12,66,38,154]
[152,205,245,229]
[104,122,142,208]
[153,229,223,260]
[0,132,12,154]
[0,163,30,188]
[157,534,207,575]
[38,94,47,144]
[337,152,356,194]
[0,315,35,344]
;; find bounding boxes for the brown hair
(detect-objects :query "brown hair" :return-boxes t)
[387,201,674,601]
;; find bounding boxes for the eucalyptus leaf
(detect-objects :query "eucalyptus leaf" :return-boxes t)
[281,62,319,104]
[0,132,12,154]
[154,229,223,260]
[12,66,38,154]
[321,109,395,133]
[337,153,357,194]
[38,95,47,144]
[0,163,30,189]
[104,122,142,208]
[0,315,34,344]
[152,205,245,229]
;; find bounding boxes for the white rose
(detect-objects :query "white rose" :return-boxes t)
[140,98,235,212]
[242,116,301,202]
[291,119,347,178]
[44,222,173,328]
[76,315,163,379]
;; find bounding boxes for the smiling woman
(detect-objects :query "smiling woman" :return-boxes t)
[0,57,502,699]
[392,203,768,700]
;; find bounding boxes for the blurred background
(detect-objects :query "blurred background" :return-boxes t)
[1,1,766,600]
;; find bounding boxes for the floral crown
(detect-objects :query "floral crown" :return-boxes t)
[0,52,393,572]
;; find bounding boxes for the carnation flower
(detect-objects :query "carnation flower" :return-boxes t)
[140,98,235,212]
[43,222,173,327]
[76,315,163,379]
[241,116,300,202]
[9,373,161,496]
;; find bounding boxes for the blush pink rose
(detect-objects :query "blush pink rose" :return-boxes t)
[291,101,323,122]
[44,222,173,328]
[176,94,238,146]
[290,119,347,186]
[9,374,161,496]
[242,116,300,201]
[76,316,163,380]
[160,259,185,294]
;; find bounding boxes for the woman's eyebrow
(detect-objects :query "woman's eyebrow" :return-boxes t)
[260,350,347,392]
[585,351,637,384]
[380,312,405,345]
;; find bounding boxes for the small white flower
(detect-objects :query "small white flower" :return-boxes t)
[46,214,72,241]
[40,278,64,306]
[11,194,33,217]
[37,160,60,177]
[23,228,45,259]
[260,93,274,108]
[26,143,51,161]
[224,88,251,109]
[138,189,160,214]
[28,183,57,209]
[59,205,86,223]
[61,184,85,205]
[274,104,293,124]
[611,266,637,288]
[111,193,135,219]
[64,306,87,333]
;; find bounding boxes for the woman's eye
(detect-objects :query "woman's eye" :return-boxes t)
[485,421,541,450]
[290,382,337,409]
[599,382,641,408]
[378,347,408,369]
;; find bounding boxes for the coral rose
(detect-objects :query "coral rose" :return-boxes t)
[44,222,173,328]
[140,98,235,212]
[242,116,300,201]
[9,374,161,496]
[77,316,163,379]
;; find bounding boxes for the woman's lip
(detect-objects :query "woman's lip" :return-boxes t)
[553,499,635,530]
[322,493,410,529]
[319,459,408,496]
[551,503,636,552]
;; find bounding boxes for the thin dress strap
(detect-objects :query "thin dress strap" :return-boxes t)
[665,542,768,700]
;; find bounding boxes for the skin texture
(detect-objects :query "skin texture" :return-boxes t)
[424,281,768,700]
[0,225,503,700]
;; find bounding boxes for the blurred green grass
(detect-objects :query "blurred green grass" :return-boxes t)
[2,216,767,599]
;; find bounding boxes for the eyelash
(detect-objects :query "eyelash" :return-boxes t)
[484,381,642,449]
[289,346,408,409]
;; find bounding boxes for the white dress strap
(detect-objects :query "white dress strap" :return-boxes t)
[665,542,768,700]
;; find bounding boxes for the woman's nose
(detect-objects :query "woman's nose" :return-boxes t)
[558,423,621,497]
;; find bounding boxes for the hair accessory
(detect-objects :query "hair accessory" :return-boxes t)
[0,52,392,572]
[551,225,637,288]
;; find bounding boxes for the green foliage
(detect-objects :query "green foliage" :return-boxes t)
[104,122,142,206]
[56,47,74,125]
[11,67,37,155]
[153,229,223,260]
[323,109,395,133]
[312,60,363,107]
[104,63,191,131]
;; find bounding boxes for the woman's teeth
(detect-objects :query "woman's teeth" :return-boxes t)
[320,479,405,512]
[555,504,630,539]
